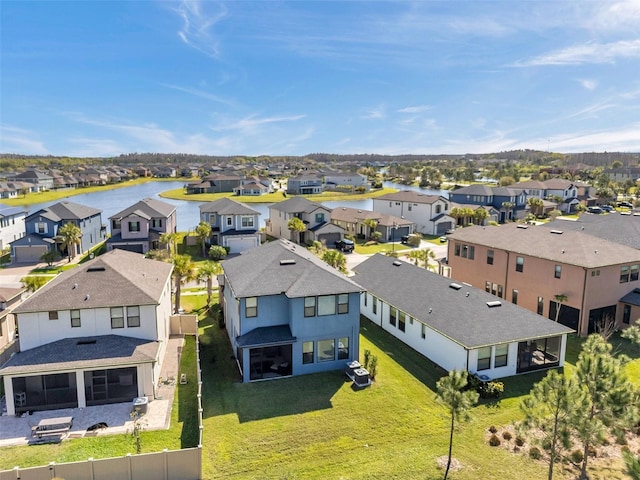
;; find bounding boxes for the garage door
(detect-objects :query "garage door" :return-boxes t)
[226,237,258,254]
[113,244,144,254]
[14,245,48,263]
[437,222,453,234]
[318,232,341,246]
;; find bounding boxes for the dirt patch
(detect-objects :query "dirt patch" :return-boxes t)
[436,455,462,472]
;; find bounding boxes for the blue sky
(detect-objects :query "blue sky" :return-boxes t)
[1,1,640,157]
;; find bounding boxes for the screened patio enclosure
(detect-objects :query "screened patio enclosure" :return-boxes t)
[12,373,78,414]
[248,345,293,381]
[84,367,138,406]
[516,335,561,373]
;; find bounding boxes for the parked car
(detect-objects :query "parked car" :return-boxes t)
[335,238,355,253]
[400,235,409,244]
[618,201,633,208]
[439,236,448,243]
[600,205,614,212]
[587,206,603,214]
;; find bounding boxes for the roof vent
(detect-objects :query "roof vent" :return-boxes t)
[392,260,402,267]
[465,292,470,297]
[550,229,563,234]
[449,283,462,290]
[516,224,529,229]
[87,266,105,272]
[77,339,96,345]
[280,259,296,266]
[85,294,90,301]
[72,283,78,289]
[487,300,502,308]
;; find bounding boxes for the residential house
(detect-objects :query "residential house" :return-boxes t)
[10,201,106,263]
[266,197,340,245]
[354,254,573,379]
[0,249,174,416]
[542,178,579,212]
[233,181,270,196]
[446,223,640,336]
[0,206,27,251]
[541,212,640,250]
[107,198,177,255]
[286,174,323,195]
[11,169,54,192]
[219,239,362,382]
[186,174,242,194]
[372,191,454,235]
[0,287,24,366]
[199,198,261,254]
[448,185,527,222]
[604,167,640,183]
[322,172,370,191]
[330,206,415,241]
[0,182,20,199]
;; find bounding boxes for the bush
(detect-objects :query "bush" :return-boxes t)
[488,425,498,434]
[570,450,584,464]
[208,245,227,261]
[363,349,371,370]
[529,447,542,460]
[489,434,501,447]
[515,436,525,447]
[502,431,512,441]
[369,355,378,380]
[406,234,421,247]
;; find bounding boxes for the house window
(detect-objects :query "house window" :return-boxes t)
[37,222,46,234]
[111,307,124,328]
[112,219,120,230]
[620,266,630,283]
[338,337,349,359]
[497,285,503,298]
[421,324,426,339]
[304,297,316,317]
[302,341,314,364]
[408,204,412,212]
[152,218,163,228]
[315,213,325,223]
[129,221,140,232]
[436,205,441,214]
[623,305,631,324]
[127,306,140,327]
[398,311,406,332]
[318,339,334,362]
[494,344,508,368]
[49,311,58,320]
[468,245,475,260]
[390,307,397,327]
[245,297,257,318]
[485,281,491,293]
[537,297,544,315]
[70,309,81,328]
[364,293,367,307]
[226,217,233,227]
[487,250,494,265]
[554,265,562,279]
[454,243,461,256]
[477,347,491,371]
[318,295,336,316]
[372,297,377,314]
[631,265,639,282]
[461,245,468,258]
[337,294,349,314]
[491,283,497,296]
[512,289,518,305]
[516,256,524,272]
[241,216,254,228]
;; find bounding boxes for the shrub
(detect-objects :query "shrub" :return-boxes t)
[489,434,501,447]
[363,349,371,370]
[488,425,498,434]
[529,447,542,460]
[515,436,525,447]
[406,234,421,247]
[369,355,378,380]
[502,431,512,441]
[209,245,227,261]
[570,450,584,464]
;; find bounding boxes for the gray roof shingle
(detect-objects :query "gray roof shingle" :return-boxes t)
[109,198,176,220]
[269,197,326,214]
[540,213,640,250]
[222,239,362,298]
[353,254,573,349]
[199,198,260,216]
[13,249,173,313]
[374,190,445,204]
[27,201,102,222]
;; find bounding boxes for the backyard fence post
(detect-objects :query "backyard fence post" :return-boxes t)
[12,466,20,479]
[126,453,132,480]
[163,448,169,480]
[88,457,94,480]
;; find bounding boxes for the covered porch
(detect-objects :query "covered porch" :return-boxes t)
[236,325,296,382]
[516,335,562,373]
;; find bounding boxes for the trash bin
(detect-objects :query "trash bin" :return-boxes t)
[132,397,148,415]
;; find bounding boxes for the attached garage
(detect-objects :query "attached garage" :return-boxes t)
[311,223,344,247]
[13,245,48,263]
[225,236,259,254]
[112,244,145,254]
[437,221,453,234]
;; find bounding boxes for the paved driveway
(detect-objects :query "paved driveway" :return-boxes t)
[0,262,49,289]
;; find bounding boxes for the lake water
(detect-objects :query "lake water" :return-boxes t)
[13,181,449,232]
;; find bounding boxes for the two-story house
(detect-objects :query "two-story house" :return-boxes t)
[0,249,174,416]
[322,172,370,191]
[11,169,55,192]
[372,191,454,235]
[446,223,640,336]
[219,239,363,382]
[542,178,579,212]
[354,254,573,380]
[266,197,342,246]
[448,185,527,223]
[107,198,177,254]
[10,201,106,263]
[330,206,415,241]
[199,198,261,254]
[186,174,243,194]
[0,206,27,251]
[286,174,323,195]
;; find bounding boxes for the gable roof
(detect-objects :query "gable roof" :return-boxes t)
[620,288,640,307]
[450,184,495,196]
[353,254,573,349]
[26,201,101,222]
[0,206,27,218]
[374,190,446,204]
[109,197,176,220]
[448,223,640,268]
[199,198,260,216]
[540,213,640,250]
[14,249,173,313]
[330,206,413,227]
[222,239,362,298]
[269,197,327,214]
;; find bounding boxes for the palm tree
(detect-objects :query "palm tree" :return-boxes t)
[406,248,436,269]
[160,232,179,255]
[21,275,49,292]
[435,370,479,480]
[501,201,515,222]
[172,254,196,314]
[195,221,212,258]
[287,217,306,244]
[197,261,222,305]
[473,207,489,225]
[362,218,378,240]
[58,222,82,261]
[553,294,568,323]
[527,197,544,217]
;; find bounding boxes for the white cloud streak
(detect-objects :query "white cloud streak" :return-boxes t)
[174,0,227,59]
[160,83,236,106]
[0,125,49,155]
[513,39,640,66]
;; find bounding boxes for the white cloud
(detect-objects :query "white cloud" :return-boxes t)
[174,0,228,59]
[160,83,236,106]
[211,114,306,133]
[578,79,598,91]
[361,106,385,120]
[0,125,49,155]
[513,39,640,66]
[544,124,640,152]
[397,105,432,114]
